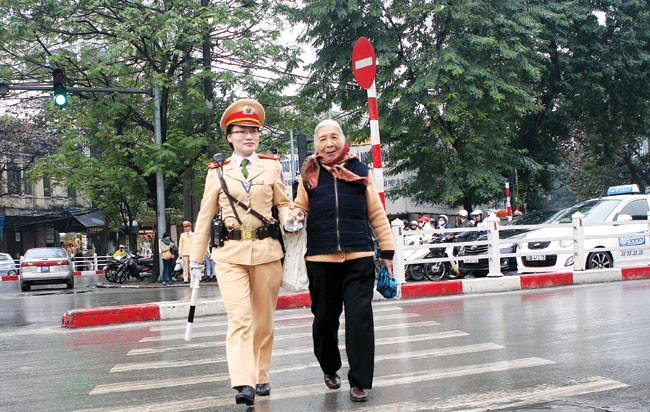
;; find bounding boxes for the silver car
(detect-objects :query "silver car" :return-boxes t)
[19,247,74,291]
[0,253,18,276]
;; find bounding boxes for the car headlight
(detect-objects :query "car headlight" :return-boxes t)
[559,239,573,248]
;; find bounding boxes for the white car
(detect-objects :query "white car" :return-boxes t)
[19,247,74,291]
[517,185,650,273]
[0,253,18,276]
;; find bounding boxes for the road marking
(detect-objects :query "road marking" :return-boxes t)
[110,340,496,373]
[127,330,469,356]
[139,316,440,343]
[349,376,629,411]
[80,358,557,410]
[147,304,406,332]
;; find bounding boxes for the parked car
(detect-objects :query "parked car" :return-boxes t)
[19,247,74,291]
[517,184,650,273]
[0,253,19,276]
[457,209,566,276]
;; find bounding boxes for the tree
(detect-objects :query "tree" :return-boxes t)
[292,0,650,211]
[0,115,59,196]
[0,0,301,272]
[293,0,545,211]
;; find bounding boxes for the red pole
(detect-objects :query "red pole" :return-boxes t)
[367,83,385,209]
[505,181,512,221]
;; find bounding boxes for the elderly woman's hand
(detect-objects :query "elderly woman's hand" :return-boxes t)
[380,258,393,276]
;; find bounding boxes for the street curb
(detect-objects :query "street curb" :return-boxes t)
[60,266,650,329]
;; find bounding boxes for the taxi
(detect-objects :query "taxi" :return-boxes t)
[517,184,650,273]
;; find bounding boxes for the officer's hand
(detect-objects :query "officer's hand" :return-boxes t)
[189,264,204,288]
[284,216,304,232]
[288,208,305,223]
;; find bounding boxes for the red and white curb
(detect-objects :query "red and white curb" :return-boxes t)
[60,266,650,329]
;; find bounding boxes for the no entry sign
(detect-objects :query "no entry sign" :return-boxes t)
[352,37,376,89]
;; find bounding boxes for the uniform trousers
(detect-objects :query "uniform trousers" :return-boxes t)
[306,256,376,389]
[214,259,283,388]
[182,256,190,282]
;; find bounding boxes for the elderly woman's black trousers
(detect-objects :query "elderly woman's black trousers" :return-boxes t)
[306,257,376,389]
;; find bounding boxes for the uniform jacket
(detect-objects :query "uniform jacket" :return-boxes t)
[178,231,194,256]
[190,153,291,266]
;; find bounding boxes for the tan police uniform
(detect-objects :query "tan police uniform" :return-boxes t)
[178,221,194,282]
[189,99,291,392]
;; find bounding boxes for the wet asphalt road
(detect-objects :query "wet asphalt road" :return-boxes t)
[1,280,650,411]
[0,274,221,329]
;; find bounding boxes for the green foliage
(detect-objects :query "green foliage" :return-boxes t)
[0,0,301,232]
[293,0,650,211]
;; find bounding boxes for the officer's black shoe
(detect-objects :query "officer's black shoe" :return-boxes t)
[235,385,255,405]
[255,383,271,396]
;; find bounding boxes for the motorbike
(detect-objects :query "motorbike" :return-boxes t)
[105,251,153,283]
[103,256,123,283]
[404,232,463,281]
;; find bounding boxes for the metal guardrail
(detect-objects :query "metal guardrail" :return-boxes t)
[391,215,650,283]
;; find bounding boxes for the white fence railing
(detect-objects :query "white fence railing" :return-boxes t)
[391,214,650,283]
[5,255,116,275]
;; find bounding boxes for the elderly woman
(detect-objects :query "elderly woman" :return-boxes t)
[288,118,394,403]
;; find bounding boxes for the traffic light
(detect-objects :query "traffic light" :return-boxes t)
[0,81,8,96]
[52,68,67,107]
[297,135,314,167]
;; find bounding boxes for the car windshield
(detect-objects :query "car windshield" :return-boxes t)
[554,199,620,223]
[24,248,68,259]
[0,254,10,261]
[506,210,563,226]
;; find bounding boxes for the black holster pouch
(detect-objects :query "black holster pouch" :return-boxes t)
[212,217,225,247]
[268,219,281,240]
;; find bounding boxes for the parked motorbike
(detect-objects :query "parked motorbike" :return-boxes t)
[404,233,463,281]
[105,251,153,283]
[103,256,123,283]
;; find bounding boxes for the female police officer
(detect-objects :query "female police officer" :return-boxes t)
[189,98,291,406]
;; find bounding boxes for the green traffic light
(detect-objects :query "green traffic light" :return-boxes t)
[53,93,67,107]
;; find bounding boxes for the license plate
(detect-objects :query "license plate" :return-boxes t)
[40,266,50,272]
[526,255,546,261]
[465,258,479,263]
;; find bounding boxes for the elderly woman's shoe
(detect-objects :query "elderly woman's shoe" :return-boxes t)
[350,387,369,402]
[324,373,341,389]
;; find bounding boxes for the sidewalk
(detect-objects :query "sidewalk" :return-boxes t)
[60,266,650,329]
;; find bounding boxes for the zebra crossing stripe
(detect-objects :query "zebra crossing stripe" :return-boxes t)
[81,358,558,411]
[138,312,422,342]
[110,340,496,373]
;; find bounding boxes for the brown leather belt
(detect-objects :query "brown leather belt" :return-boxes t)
[226,226,272,241]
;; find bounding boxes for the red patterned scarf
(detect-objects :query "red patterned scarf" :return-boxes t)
[301,143,369,189]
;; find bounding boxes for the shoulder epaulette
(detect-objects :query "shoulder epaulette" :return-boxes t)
[258,153,281,161]
[208,158,231,169]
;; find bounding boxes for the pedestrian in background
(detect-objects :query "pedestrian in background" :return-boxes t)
[178,221,194,284]
[189,98,292,406]
[288,118,395,403]
[159,233,175,285]
[202,248,217,282]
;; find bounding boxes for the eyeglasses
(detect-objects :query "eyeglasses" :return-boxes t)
[230,129,260,136]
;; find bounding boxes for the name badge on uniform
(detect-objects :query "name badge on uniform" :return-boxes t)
[252,180,265,185]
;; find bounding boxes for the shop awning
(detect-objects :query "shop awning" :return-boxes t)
[64,208,106,230]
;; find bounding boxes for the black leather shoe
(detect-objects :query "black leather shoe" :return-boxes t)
[324,373,341,389]
[255,383,271,396]
[350,387,369,402]
[235,385,255,405]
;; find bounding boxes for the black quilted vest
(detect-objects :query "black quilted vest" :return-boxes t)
[304,159,374,256]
